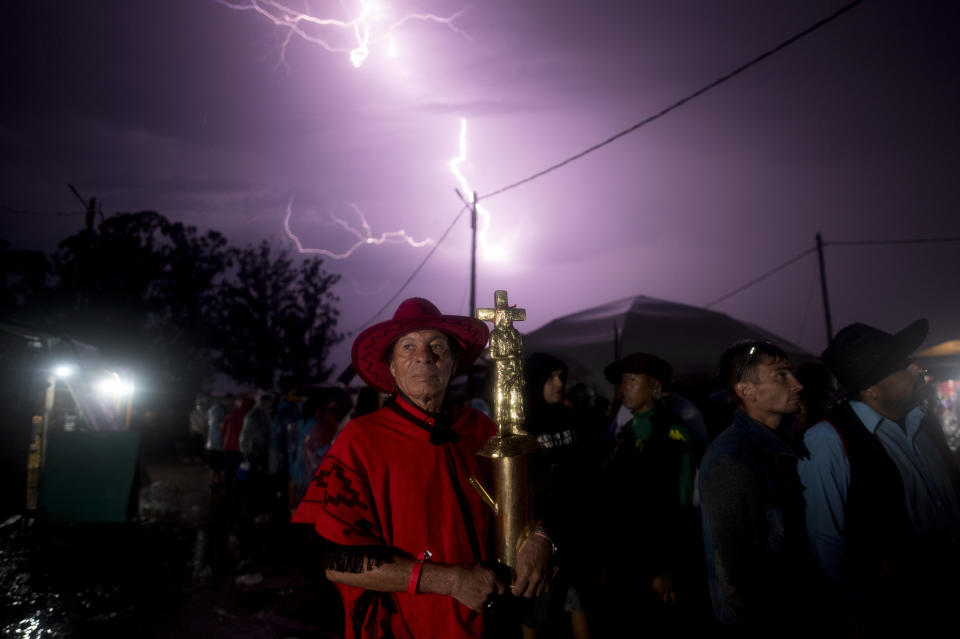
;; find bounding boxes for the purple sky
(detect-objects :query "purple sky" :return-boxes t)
[3,0,960,377]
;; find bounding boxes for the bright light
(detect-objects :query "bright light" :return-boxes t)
[448,118,509,263]
[214,0,468,69]
[53,364,75,378]
[95,373,135,399]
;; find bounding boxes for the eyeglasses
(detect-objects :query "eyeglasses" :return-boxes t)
[735,345,759,383]
[904,358,928,380]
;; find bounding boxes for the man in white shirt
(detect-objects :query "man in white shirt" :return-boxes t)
[798,319,960,634]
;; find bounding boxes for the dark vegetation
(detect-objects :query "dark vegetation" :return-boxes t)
[1,211,343,449]
[1,216,346,635]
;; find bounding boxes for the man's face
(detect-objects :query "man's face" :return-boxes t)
[389,329,455,403]
[867,360,924,416]
[542,369,564,405]
[741,356,803,416]
[619,372,659,412]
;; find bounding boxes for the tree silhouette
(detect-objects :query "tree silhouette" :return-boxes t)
[2,211,344,442]
[0,238,51,314]
[48,212,232,415]
[211,240,342,390]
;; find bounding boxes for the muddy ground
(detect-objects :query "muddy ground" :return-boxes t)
[1,455,344,638]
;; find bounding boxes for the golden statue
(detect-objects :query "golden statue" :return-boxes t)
[480,290,527,432]
[470,290,539,570]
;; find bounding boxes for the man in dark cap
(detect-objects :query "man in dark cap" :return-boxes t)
[798,319,960,634]
[291,298,553,639]
[598,353,696,634]
[699,340,812,635]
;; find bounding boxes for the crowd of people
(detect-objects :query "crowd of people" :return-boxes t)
[189,298,960,638]
[187,381,371,564]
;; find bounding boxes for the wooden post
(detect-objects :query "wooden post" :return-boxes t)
[816,232,834,343]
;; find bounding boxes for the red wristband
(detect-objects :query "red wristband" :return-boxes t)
[408,549,432,595]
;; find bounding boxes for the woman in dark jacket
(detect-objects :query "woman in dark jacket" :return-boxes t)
[521,353,593,639]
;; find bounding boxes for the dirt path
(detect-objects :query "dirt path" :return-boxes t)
[1,455,344,638]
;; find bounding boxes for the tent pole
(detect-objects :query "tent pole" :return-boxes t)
[816,232,834,343]
[613,320,621,360]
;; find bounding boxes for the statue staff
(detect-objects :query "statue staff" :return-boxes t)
[471,290,554,580]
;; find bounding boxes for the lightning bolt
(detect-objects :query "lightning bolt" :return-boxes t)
[215,0,470,69]
[284,198,433,259]
[338,272,392,297]
[448,117,504,262]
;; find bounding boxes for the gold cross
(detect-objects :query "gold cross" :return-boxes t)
[476,290,526,326]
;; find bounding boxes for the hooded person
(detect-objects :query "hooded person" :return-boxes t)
[524,353,577,451]
[523,354,596,539]
[798,319,960,634]
[520,353,593,639]
[290,297,553,639]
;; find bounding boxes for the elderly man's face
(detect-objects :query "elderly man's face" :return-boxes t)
[389,329,456,407]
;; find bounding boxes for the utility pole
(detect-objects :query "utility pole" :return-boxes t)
[68,184,96,234]
[454,188,480,392]
[456,188,479,317]
[816,232,834,343]
[469,190,478,317]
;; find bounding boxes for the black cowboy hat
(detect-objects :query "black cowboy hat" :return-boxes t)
[604,352,673,386]
[821,319,928,398]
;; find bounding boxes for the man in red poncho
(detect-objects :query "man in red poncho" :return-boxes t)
[291,298,553,638]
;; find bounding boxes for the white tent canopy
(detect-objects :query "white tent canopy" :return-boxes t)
[521,295,811,398]
[916,340,960,381]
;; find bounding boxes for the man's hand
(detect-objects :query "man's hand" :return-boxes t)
[512,533,553,598]
[449,564,506,612]
[650,575,676,604]
[328,555,505,612]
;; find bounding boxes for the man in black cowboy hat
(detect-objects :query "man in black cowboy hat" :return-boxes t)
[291,298,553,639]
[798,319,960,634]
[598,353,697,635]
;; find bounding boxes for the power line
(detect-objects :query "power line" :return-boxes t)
[478,0,865,202]
[826,236,960,246]
[705,234,960,310]
[363,0,866,332]
[705,247,816,309]
[67,184,88,208]
[352,205,469,334]
[247,0,865,338]
[1,204,83,217]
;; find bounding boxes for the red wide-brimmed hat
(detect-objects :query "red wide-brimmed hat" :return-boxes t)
[351,297,490,393]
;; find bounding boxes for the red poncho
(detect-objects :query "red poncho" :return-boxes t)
[220,398,254,453]
[291,397,496,639]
